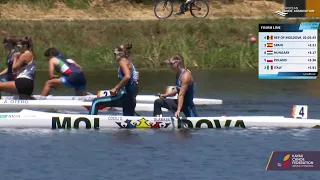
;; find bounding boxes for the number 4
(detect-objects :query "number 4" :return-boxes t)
[292,105,308,119]
[299,107,304,117]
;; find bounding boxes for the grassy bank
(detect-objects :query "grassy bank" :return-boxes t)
[0,18,318,70]
[1,0,284,9]
[0,0,284,20]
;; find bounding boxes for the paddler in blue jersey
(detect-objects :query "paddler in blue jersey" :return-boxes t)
[153,54,199,118]
[0,36,19,82]
[41,47,88,96]
[89,43,139,116]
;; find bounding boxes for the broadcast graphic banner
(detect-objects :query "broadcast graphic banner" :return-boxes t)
[284,0,320,18]
[258,22,319,79]
[266,151,320,171]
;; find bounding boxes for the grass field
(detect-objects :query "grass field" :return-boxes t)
[1,17,318,70]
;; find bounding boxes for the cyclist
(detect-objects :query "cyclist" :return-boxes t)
[176,0,192,15]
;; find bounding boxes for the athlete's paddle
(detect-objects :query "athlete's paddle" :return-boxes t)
[134,111,141,116]
[158,93,187,129]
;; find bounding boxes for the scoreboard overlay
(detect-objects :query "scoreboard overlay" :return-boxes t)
[259,22,319,79]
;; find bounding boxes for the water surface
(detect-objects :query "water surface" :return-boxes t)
[1,69,319,180]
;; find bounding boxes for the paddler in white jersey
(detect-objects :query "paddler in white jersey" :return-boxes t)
[0,37,36,99]
[153,54,198,118]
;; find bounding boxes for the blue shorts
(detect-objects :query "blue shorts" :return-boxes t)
[61,72,87,91]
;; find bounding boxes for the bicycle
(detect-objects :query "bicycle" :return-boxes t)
[154,0,209,19]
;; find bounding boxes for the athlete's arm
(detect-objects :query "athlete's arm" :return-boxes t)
[12,53,32,72]
[0,68,8,77]
[114,59,131,90]
[176,72,191,113]
[11,53,20,72]
[10,52,20,72]
[48,58,56,79]
[163,88,178,97]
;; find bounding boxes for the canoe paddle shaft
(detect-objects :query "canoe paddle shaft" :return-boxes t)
[158,93,187,129]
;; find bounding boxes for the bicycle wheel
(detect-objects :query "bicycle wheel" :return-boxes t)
[154,0,174,19]
[190,0,209,18]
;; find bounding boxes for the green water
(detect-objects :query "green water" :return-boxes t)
[30,69,316,98]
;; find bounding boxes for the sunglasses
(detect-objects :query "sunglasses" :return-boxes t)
[114,51,124,55]
[169,60,178,65]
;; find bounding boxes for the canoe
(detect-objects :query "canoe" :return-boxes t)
[1,94,223,105]
[0,105,317,129]
[0,99,168,112]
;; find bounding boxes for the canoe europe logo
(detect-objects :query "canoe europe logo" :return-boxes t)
[274,6,315,17]
[266,151,320,171]
[116,118,171,128]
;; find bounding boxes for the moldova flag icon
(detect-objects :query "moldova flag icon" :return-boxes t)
[265,35,273,40]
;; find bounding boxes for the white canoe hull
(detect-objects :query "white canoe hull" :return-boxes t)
[0,109,319,129]
[0,100,168,112]
[1,95,223,105]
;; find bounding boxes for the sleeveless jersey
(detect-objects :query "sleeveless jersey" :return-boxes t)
[118,62,138,94]
[175,69,195,106]
[16,59,36,80]
[54,54,81,76]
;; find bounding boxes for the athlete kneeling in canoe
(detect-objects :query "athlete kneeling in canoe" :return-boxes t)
[89,43,139,116]
[0,36,19,82]
[0,37,36,99]
[41,47,88,96]
[153,54,198,118]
